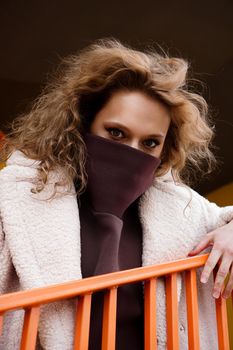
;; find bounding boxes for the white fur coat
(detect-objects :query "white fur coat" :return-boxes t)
[0,150,233,350]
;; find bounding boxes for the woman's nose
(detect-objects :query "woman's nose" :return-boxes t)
[127,139,140,151]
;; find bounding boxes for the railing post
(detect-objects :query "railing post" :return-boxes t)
[166,273,179,350]
[102,287,118,350]
[74,294,92,350]
[144,278,157,350]
[185,268,200,349]
[215,296,230,350]
[20,306,40,350]
[0,312,3,336]
[213,268,230,350]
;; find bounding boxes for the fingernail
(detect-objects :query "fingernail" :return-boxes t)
[201,276,207,283]
[213,291,219,298]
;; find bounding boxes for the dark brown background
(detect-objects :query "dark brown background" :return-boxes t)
[0,0,232,194]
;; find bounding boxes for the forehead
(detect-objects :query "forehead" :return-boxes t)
[94,90,171,134]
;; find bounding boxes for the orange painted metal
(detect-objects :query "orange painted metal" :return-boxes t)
[213,269,230,350]
[74,294,92,350]
[185,268,200,349]
[0,313,3,336]
[0,254,209,313]
[101,287,117,350]
[0,253,231,349]
[144,278,157,350]
[215,296,230,350]
[166,273,179,350]
[20,306,40,350]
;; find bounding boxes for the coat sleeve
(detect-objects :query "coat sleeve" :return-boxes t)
[0,164,18,296]
[0,216,13,294]
[197,192,233,232]
[0,157,81,349]
[181,192,233,349]
[0,165,15,294]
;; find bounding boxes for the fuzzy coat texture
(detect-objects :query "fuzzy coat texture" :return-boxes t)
[0,150,233,350]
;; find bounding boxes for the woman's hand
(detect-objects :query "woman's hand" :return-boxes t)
[188,219,233,299]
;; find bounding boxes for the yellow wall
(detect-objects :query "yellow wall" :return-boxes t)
[206,182,233,348]
[206,182,233,206]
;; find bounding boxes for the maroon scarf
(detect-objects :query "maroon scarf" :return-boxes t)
[78,133,161,350]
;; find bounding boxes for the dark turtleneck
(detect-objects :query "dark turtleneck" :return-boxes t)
[78,133,161,350]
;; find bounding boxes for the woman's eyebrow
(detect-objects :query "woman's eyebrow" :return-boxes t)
[104,121,165,138]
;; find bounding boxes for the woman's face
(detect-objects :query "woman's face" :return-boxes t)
[90,90,171,158]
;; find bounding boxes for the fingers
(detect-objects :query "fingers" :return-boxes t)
[188,233,213,256]
[191,225,233,299]
[200,248,222,284]
[212,255,232,298]
[200,248,233,299]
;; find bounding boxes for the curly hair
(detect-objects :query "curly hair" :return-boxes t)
[1,37,216,195]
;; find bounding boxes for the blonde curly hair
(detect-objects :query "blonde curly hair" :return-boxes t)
[1,37,216,195]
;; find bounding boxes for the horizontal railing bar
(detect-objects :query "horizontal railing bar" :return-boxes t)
[0,254,209,313]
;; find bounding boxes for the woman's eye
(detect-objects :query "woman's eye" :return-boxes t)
[107,128,124,138]
[143,139,160,148]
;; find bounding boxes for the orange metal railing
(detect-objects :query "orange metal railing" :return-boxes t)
[0,253,231,349]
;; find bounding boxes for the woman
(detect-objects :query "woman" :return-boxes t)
[0,38,233,349]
